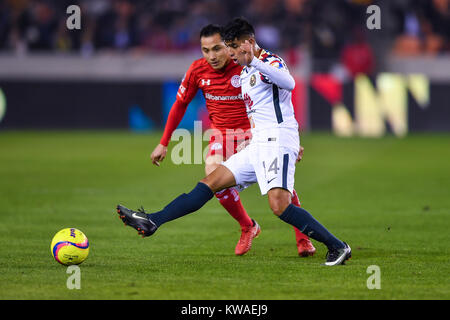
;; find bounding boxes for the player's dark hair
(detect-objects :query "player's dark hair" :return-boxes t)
[221,17,255,42]
[199,24,223,39]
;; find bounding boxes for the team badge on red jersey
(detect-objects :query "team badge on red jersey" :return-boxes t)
[231,75,241,88]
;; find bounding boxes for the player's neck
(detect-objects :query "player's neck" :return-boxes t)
[223,59,231,69]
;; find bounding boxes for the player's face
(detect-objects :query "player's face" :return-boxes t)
[200,34,230,70]
[225,38,248,66]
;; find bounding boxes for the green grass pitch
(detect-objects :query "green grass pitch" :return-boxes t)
[0,131,449,300]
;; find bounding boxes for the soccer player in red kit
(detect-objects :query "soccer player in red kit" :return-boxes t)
[150,24,315,257]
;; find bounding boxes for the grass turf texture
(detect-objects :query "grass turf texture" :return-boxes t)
[0,131,449,300]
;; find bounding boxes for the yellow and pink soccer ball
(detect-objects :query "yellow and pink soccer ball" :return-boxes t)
[50,228,90,265]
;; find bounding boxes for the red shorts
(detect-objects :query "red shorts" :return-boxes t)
[206,129,252,161]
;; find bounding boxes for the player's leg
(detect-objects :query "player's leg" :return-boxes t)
[267,187,292,215]
[291,190,308,242]
[206,155,259,255]
[219,144,263,255]
[200,164,237,191]
[205,154,253,230]
[116,164,236,237]
[291,189,316,257]
[267,187,350,265]
[257,146,350,265]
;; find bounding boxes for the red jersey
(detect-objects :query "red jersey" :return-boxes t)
[160,58,250,146]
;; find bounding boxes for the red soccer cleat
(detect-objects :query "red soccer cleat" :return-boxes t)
[297,238,316,257]
[235,219,261,256]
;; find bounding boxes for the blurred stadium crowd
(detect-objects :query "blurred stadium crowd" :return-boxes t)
[0,0,449,65]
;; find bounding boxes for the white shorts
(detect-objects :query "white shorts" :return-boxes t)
[223,139,299,195]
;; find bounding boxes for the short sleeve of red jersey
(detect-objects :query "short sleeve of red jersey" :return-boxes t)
[176,62,199,105]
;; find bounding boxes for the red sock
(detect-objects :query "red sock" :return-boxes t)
[216,188,253,229]
[291,189,309,242]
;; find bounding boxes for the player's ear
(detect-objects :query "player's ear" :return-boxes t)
[247,37,256,46]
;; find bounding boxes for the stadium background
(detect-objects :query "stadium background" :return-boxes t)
[0,0,449,134]
[1,0,450,301]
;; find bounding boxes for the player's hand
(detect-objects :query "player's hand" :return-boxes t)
[296,146,304,163]
[151,144,167,166]
[240,40,254,66]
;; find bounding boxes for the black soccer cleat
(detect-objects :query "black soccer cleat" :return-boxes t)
[323,242,352,266]
[116,204,158,237]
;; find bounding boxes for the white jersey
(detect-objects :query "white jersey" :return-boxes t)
[240,49,299,149]
[223,49,300,195]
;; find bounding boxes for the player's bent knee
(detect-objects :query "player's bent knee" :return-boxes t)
[270,202,289,216]
[269,197,291,216]
[268,188,292,216]
[200,176,215,191]
[204,157,221,175]
[200,165,236,194]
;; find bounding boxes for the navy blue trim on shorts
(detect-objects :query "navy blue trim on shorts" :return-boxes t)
[282,153,289,189]
[272,84,283,124]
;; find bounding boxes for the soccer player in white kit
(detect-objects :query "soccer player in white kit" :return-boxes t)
[116,18,351,266]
